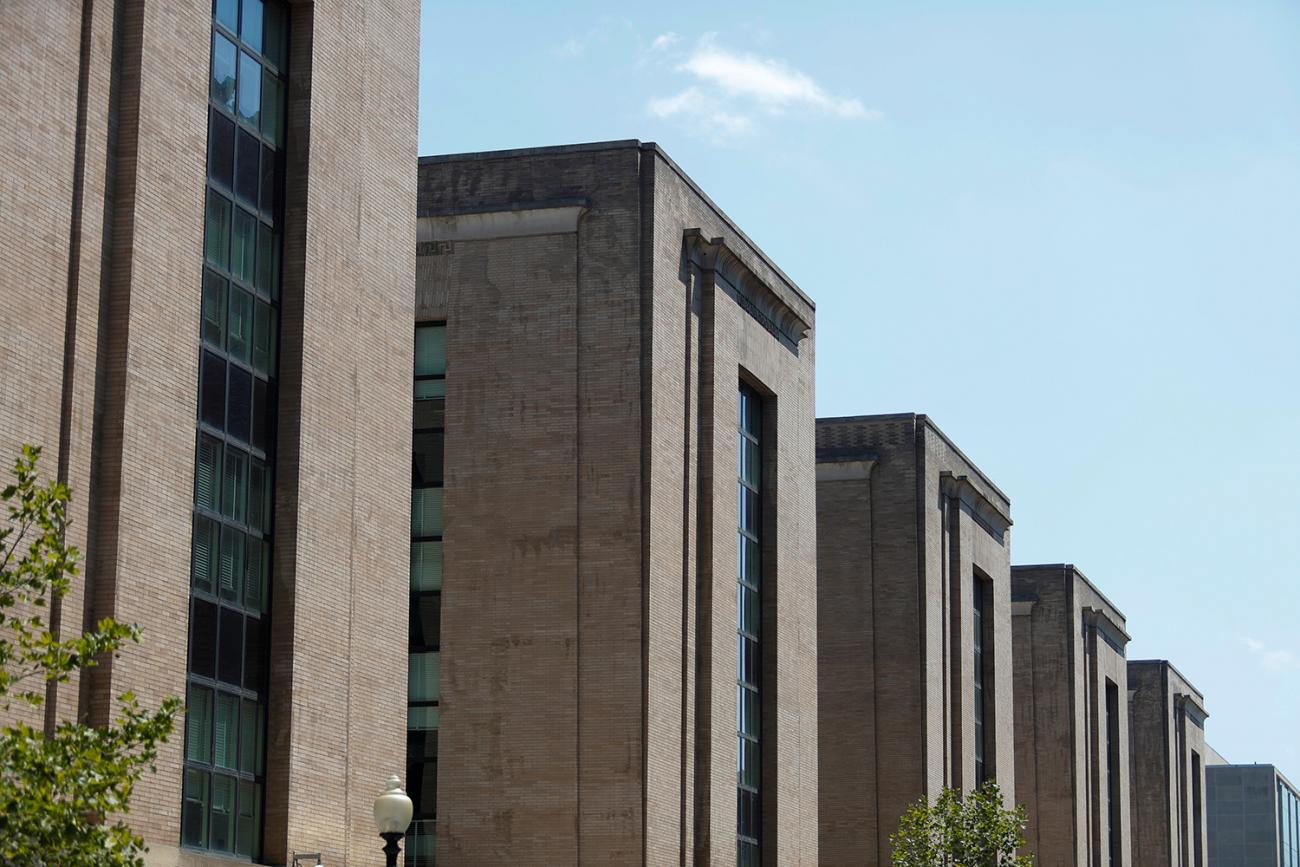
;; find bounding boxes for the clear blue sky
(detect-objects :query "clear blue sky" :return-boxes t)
[418,0,1300,780]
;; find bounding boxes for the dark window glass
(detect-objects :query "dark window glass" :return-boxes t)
[245,536,267,612]
[251,378,271,452]
[205,190,232,268]
[211,33,237,111]
[239,700,263,774]
[201,352,226,429]
[263,2,286,68]
[255,223,279,297]
[227,287,253,363]
[202,270,227,348]
[974,576,988,785]
[240,0,263,51]
[410,593,441,649]
[235,780,261,858]
[261,79,283,148]
[226,365,252,443]
[235,128,259,206]
[190,598,218,679]
[737,384,763,865]
[218,608,243,685]
[222,446,248,523]
[247,459,265,532]
[414,396,445,430]
[738,788,759,838]
[210,775,235,851]
[252,300,275,375]
[243,616,265,691]
[413,431,445,486]
[237,51,261,127]
[208,109,234,189]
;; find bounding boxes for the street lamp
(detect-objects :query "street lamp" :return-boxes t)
[373,774,414,867]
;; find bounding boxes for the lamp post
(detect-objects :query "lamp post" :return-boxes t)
[373,775,414,867]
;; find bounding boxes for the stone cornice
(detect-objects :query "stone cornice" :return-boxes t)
[940,471,1013,539]
[684,229,812,353]
[1083,607,1130,654]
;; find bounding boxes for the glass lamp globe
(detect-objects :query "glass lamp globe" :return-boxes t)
[373,775,413,836]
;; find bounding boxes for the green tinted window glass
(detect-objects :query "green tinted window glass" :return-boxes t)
[182,769,210,847]
[261,75,283,147]
[227,286,253,364]
[202,271,227,348]
[408,651,440,702]
[414,379,446,399]
[411,541,443,591]
[205,191,232,268]
[222,447,248,522]
[218,526,244,602]
[415,326,447,376]
[231,209,256,285]
[252,300,275,375]
[192,515,218,593]
[235,780,261,858]
[262,2,286,68]
[411,488,443,538]
[244,536,267,612]
[210,775,235,851]
[255,223,279,298]
[211,32,237,111]
[214,693,238,770]
[196,434,223,510]
[186,685,213,764]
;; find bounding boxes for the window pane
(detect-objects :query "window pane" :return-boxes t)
[227,365,252,443]
[210,774,235,851]
[235,779,261,858]
[738,736,760,788]
[240,0,263,52]
[218,608,243,686]
[214,0,238,31]
[259,143,278,217]
[182,768,210,847]
[208,109,234,189]
[186,684,213,764]
[262,2,286,68]
[414,326,447,376]
[192,515,218,593]
[196,432,223,510]
[252,300,275,375]
[414,378,446,399]
[219,526,244,602]
[191,598,218,679]
[410,593,441,649]
[237,52,261,127]
[251,378,271,452]
[408,651,440,703]
[231,208,256,285]
[243,615,265,692]
[261,76,283,147]
[226,286,253,362]
[214,692,238,770]
[239,700,263,774]
[202,270,227,348]
[411,541,443,591]
[739,534,760,588]
[205,190,231,268]
[247,459,265,531]
[235,128,259,206]
[255,223,279,297]
[200,352,226,429]
[412,431,444,486]
[411,488,443,538]
[408,704,439,731]
[414,395,445,430]
[739,584,759,637]
[245,536,267,612]
[222,446,248,522]
[211,32,237,112]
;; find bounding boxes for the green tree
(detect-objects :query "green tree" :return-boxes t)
[890,780,1034,866]
[0,444,180,866]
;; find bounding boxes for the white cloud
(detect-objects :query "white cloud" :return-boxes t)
[648,87,753,138]
[680,41,875,119]
[651,31,681,51]
[1243,637,1300,672]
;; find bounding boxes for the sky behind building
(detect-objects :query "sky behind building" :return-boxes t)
[418,0,1300,780]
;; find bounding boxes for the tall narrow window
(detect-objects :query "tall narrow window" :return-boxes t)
[1106,679,1121,865]
[407,324,446,867]
[1191,751,1203,867]
[737,384,762,867]
[973,575,989,785]
[183,0,287,858]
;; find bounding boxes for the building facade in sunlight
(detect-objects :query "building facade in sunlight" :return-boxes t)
[1129,660,1210,867]
[413,141,819,865]
[1012,563,1133,867]
[1207,762,1300,867]
[814,413,1016,865]
[0,1,418,864]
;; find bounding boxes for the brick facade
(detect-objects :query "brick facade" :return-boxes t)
[0,2,418,865]
[415,141,819,865]
[1012,564,1133,867]
[815,413,1016,866]
[1129,660,1210,867]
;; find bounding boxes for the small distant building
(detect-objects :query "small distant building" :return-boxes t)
[1129,660,1210,867]
[1206,763,1300,867]
[1011,564,1132,867]
[816,413,1015,865]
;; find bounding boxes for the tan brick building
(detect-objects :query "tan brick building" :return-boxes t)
[0,0,418,864]
[1129,660,1210,867]
[414,141,820,865]
[1012,564,1132,867]
[815,413,1016,866]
